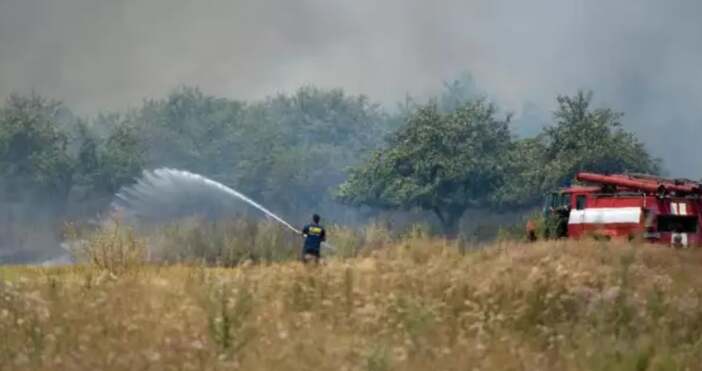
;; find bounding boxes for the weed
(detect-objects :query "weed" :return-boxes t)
[204,282,255,358]
[366,343,392,371]
[70,220,147,274]
[2,236,702,370]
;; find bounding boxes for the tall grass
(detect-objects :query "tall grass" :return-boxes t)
[147,217,300,265]
[68,217,398,268]
[3,235,702,370]
[67,221,147,274]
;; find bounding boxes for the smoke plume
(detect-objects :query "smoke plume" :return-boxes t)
[1,0,701,175]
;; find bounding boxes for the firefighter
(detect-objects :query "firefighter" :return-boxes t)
[301,214,326,263]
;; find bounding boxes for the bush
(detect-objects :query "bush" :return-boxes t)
[146,217,299,266]
[69,220,147,274]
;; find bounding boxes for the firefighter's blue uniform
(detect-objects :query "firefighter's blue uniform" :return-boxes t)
[301,223,325,259]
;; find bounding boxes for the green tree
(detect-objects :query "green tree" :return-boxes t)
[99,122,144,193]
[337,99,512,233]
[76,114,145,195]
[0,94,75,206]
[237,86,390,216]
[132,86,246,180]
[491,137,548,207]
[537,91,660,195]
[130,85,390,220]
[501,91,660,203]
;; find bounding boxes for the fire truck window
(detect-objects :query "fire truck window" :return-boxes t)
[546,193,569,209]
[560,194,570,208]
[544,193,555,209]
[576,195,587,210]
[657,215,698,233]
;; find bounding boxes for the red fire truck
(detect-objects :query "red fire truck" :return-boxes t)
[539,172,702,247]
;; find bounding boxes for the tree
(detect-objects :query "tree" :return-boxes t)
[491,137,548,207]
[0,94,76,206]
[132,86,246,179]
[68,112,147,202]
[237,86,390,216]
[337,99,512,233]
[494,90,661,210]
[123,85,391,221]
[541,91,660,192]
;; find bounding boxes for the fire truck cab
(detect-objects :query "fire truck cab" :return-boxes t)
[541,172,702,247]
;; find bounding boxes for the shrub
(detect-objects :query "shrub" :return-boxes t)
[146,217,298,266]
[69,220,147,274]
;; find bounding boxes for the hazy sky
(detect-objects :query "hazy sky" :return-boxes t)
[1,0,701,176]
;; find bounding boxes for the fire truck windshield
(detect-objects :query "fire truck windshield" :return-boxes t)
[544,192,570,210]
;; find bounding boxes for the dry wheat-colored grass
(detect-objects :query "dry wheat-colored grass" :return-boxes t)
[2,237,702,371]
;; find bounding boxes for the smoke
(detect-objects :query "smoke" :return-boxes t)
[1,0,701,175]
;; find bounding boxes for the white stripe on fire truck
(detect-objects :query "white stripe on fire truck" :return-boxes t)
[568,207,642,225]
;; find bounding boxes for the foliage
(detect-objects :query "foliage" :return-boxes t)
[203,282,255,358]
[0,95,145,203]
[0,95,146,261]
[491,137,548,206]
[0,95,80,262]
[340,90,661,234]
[68,221,147,274]
[67,217,396,266]
[337,99,513,233]
[517,91,661,199]
[0,86,666,261]
[233,86,391,216]
[76,113,145,195]
[0,94,75,201]
[129,86,390,219]
[133,86,245,178]
[0,86,391,260]
[147,218,300,266]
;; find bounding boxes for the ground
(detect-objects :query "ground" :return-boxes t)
[2,239,702,371]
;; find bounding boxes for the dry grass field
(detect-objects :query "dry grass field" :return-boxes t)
[2,229,702,371]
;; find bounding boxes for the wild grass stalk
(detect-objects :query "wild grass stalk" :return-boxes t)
[3,229,702,370]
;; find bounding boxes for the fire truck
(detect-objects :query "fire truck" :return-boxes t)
[539,172,702,247]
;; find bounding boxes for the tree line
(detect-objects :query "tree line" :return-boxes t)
[0,85,659,238]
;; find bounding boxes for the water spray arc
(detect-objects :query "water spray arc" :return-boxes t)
[112,168,301,234]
